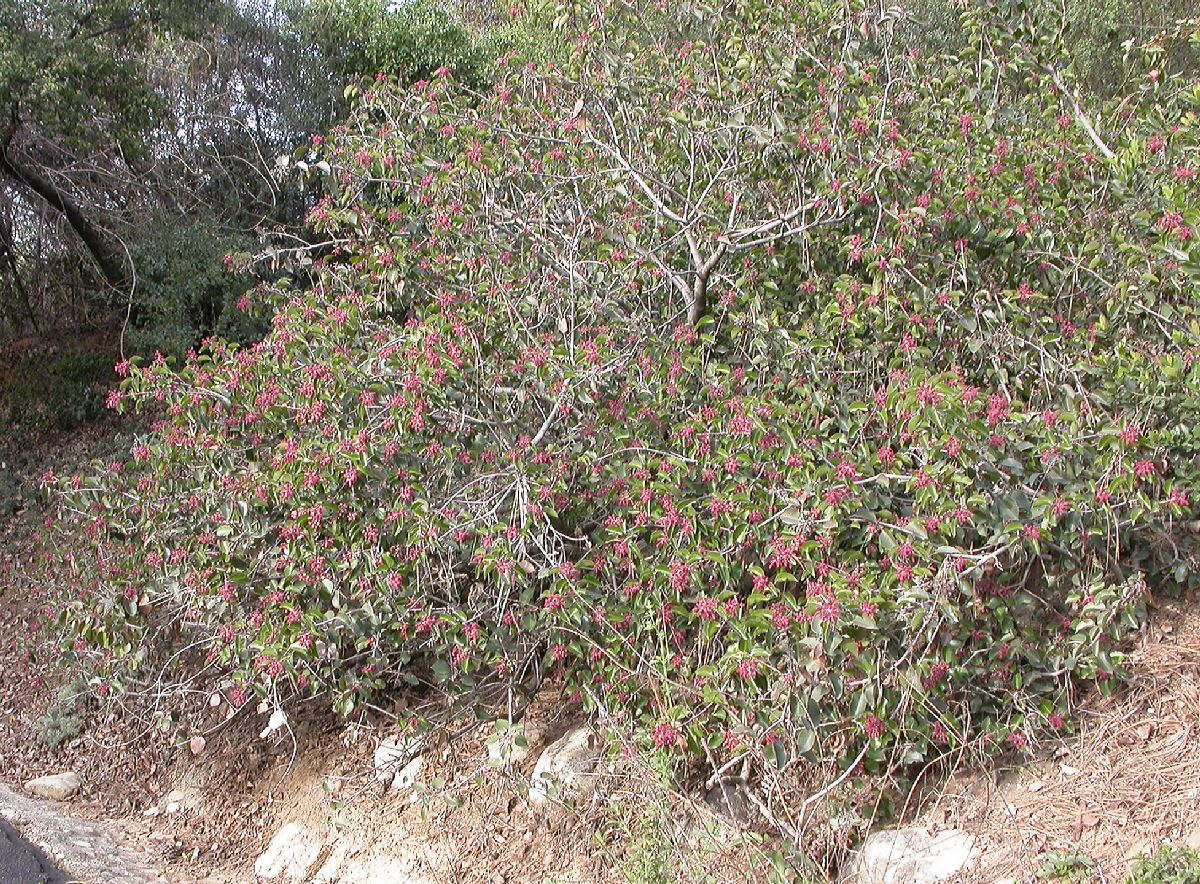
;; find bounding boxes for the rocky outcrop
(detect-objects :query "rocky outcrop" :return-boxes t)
[528,726,599,809]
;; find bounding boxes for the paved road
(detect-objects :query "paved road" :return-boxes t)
[0,818,69,884]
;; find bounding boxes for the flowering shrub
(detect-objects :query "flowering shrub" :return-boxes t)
[49,0,1200,802]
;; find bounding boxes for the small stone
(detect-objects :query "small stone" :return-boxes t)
[189,735,206,755]
[25,772,82,801]
[529,725,599,809]
[1185,827,1200,850]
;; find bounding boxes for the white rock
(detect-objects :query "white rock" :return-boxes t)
[486,720,542,767]
[374,736,423,791]
[260,708,288,739]
[528,725,599,809]
[24,772,81,801]
[160,786,202,815]
[347,853,436,884]
[253,821,324,881]
[841,828,977,884]
[310,842,351,883]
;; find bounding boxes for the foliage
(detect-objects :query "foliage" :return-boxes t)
[903,0,1199,96]
[1127,846,1200,884]
[1038,849,1100,882]
[3,348,113,431]
[48,0,1200,842]
[595,768,678,884]
[125,223,262,361]
[0,0,190,156]
[37,677,90,750]
[285,0,502,95]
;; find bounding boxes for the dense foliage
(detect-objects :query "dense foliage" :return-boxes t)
[49,0,1200,837]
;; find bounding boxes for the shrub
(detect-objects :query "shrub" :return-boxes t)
[38,678,90,750]
[287,0,499,94]
[1127,847,1200,884]
[125,222,261,361]
[49,0,1200,821]
[3,349,113,431]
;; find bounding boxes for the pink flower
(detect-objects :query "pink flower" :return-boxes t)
[864,715,885,739]
[694,596,718,621]
[986,394,1009,426]
[668,560,692,593]
[770,602,791,629]
[651,723,680,749]
[916,383,942,406]
[736,658,760,680]
[728,415,754,437]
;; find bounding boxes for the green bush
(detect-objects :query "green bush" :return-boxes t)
[38,678,89,750]
[3,349,113,432]
[125,222,261,361]
[903,0,1199,96]
[287,0,500,93]
[49,0,1200,832]
[1128,847,1200,884]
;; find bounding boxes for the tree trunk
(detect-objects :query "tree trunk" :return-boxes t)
[0,149,131,293]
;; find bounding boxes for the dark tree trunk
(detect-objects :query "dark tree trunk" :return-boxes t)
[0,148,131,293]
